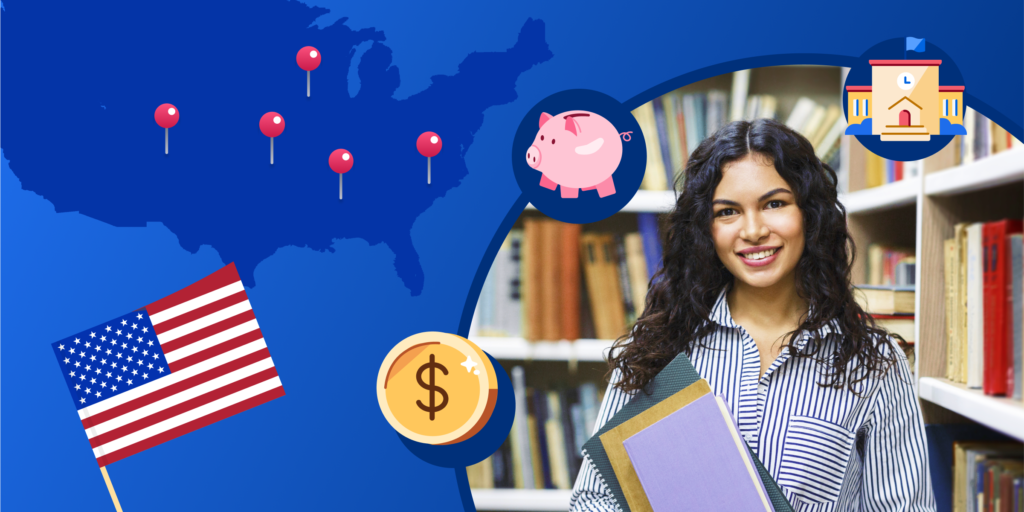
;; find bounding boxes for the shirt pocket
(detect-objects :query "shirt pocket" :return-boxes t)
[777,415,856,506]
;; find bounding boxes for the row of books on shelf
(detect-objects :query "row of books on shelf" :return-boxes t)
[961,108,1023,166]
[474,214,664,341]
[632,85,846,193]
[866,243,916,287]
[951,441,1023,512]
[943,219,1024,401]
[863,147,922,188]
[466,367,605,490]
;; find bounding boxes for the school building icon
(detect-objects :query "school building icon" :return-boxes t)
[844,60,966,141]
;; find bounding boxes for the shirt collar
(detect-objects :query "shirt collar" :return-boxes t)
[707,285,842,346]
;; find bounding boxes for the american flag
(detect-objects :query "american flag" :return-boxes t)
[51,263,285,467]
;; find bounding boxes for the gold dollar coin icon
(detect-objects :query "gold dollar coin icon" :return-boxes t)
[377,332,497,445]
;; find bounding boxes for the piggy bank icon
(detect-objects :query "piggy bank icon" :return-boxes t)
[526,111,632,198]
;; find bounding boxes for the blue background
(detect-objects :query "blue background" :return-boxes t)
[2,1,1021,511]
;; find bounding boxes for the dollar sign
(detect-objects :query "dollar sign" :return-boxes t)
[416,354,449,421]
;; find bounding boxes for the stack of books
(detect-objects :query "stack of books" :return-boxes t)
[473,213,664,342]
[853,284,916,371]
[951,441,1022,512]
[466,367,605,490]
[943,219,1024,401]
[861,145,922,188]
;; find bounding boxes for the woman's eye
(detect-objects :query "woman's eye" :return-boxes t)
[767,200,784,209]
[715,208,735,217]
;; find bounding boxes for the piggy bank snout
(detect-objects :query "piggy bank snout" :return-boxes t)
[526,145,542,169]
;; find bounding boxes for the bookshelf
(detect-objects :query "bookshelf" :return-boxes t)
[469,63,1024,511]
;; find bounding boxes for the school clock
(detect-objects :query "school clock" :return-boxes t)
[897,72,915,90]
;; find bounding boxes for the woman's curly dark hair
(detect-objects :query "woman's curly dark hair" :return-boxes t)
[608,118,904,395]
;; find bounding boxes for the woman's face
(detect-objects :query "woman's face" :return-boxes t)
[710,153,804,289]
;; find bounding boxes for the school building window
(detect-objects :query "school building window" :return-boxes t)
[943,99,949,116]
[954,99,958,116]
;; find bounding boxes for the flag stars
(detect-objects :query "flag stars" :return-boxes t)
[106,372,112,378]
[147,340,154,347]
[100,382,107,388]
[137,359,143,366]
[105,325,112,332]
[90,378,96,384]
[122,342,128,349]
[112,385,118,392]
[121,365,128,372]
[69,348,76,355]
[85,388,91,394]
[152,353,160,360]
[80,398,86,404]
[131,323,138,330]
[116,375,122,382]
[86,365,92,371]
[143,373,149,380]
[85,341,92,349]
[143,350,149,356]
[59,344,65,351]
[121,320,127,326]
[132,369,138,376]
[142,327,148,333]
[158,367,165,373]
[94,368,102,375]
[89,332,96,338]
[74,384,81,391]
[100,336,106,342]
[79,374,86,381]
[90,355,96,362]
[101,359,107,366]
[132,346,138,353]
[127,356,134,363]
[116,329,122,336]
[148,363,154,370]
[127,379,133,386]
[74,361,81,368]
[68,371,75,377]
[116,352,123,359]
[95,391,102,398]
[136,313,143,320]
[63,358,70,364]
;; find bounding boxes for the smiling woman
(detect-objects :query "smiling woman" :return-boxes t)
[570,119,936,512]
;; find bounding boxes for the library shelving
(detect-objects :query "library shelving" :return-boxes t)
[468,63,1024,512]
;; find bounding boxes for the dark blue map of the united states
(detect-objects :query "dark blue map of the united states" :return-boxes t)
[2,0,552,295]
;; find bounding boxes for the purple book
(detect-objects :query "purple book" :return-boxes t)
[622,394,773,511]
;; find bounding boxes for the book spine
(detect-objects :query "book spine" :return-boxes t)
[652,97,676,188]
[638,213,663,282]
[615,234,636,327]
[511,366,534,489]
[984,224,997,394]
[1009,234,1023,399]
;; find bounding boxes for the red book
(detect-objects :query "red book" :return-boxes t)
[982,219,1024,395]
[895,161,904,181]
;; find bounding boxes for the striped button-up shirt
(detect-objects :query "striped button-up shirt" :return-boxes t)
[570,287,935,512]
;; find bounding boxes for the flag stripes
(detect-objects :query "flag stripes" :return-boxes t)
[70,263,284,467]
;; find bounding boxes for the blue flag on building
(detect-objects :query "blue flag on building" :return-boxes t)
[906,37,925,53]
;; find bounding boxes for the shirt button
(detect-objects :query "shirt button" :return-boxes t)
[758,383,767,393]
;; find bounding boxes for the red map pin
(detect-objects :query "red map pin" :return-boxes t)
[416,132,442,185]
[154,104,179,155]
[329,149,353,200]
[260,112,285,165]
[296,46,321,98]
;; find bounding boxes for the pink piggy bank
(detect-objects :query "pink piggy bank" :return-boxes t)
[526,111,632,198]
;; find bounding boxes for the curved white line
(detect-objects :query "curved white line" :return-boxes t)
[574,137,604,155]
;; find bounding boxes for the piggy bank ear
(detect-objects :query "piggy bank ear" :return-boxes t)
[564,116,579,136]
[539,112,553,128]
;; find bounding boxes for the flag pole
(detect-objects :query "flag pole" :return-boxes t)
[100,466,125,512]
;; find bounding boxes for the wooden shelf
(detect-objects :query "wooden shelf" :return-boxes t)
[840,176,920,214]
[925,146,1024,196]
[526,189,676,214]
[471,489,572,512]
[918,377,1024,441]
[475,337,613,362]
